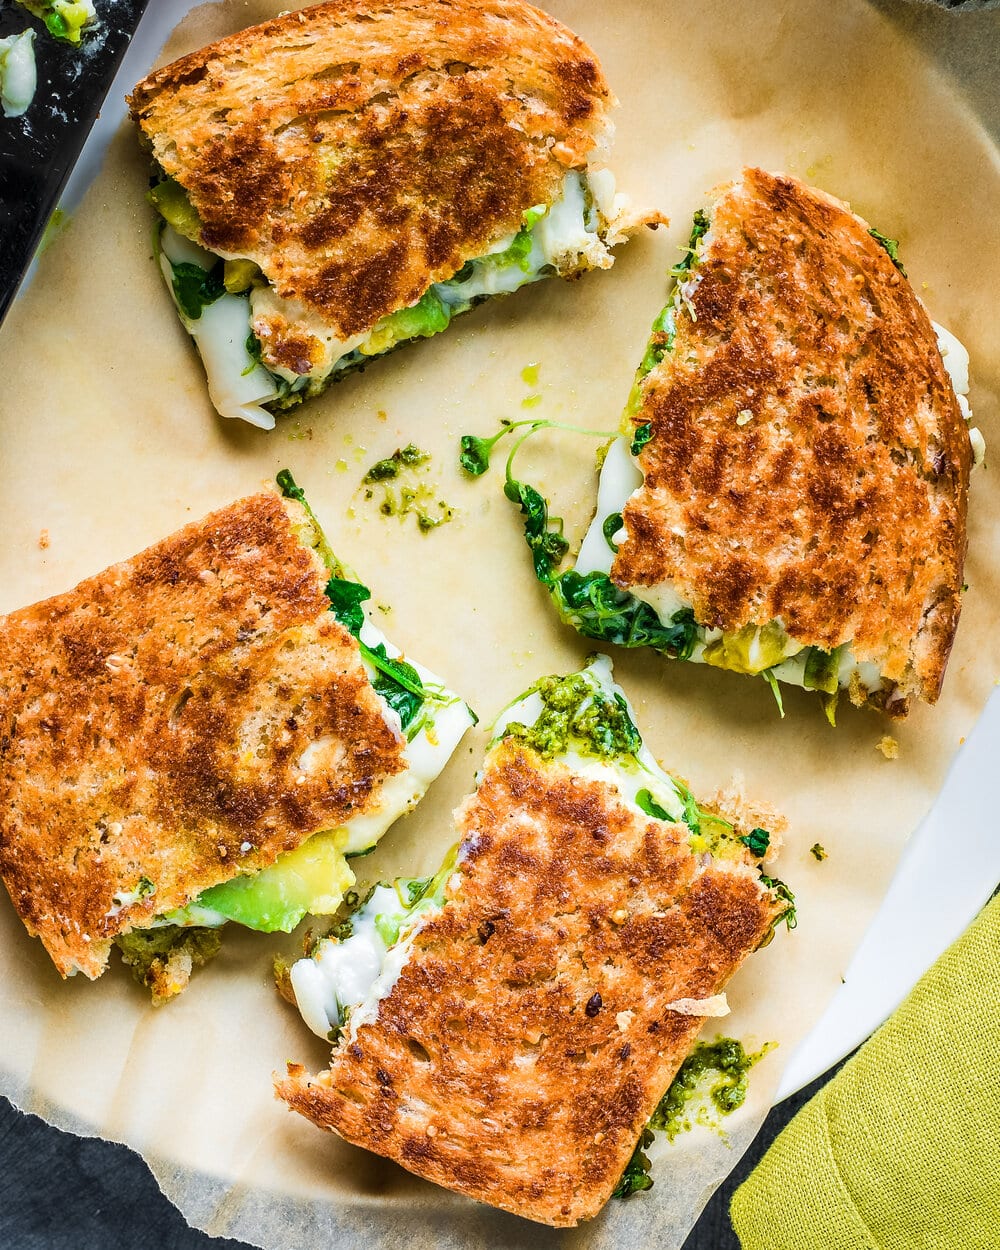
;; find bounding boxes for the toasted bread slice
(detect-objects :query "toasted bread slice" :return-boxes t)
[0,489,472,984]
[129,0,663,426]
[608,168,973,715]
[277,657,786,1226]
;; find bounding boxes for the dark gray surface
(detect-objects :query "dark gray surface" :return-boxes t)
[0,1069,839,1249]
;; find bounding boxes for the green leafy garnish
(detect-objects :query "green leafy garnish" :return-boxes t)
[458,417,610,478]
[551,571,699,659]
[370,646,424,731]
[324,577,370,635]
[169,261,225,320]
[504,477,570,582]
[810,843,828,862]
[630,423,653,456]
[612,1127,654,1199]
[635,789,670,821]
[761,668,785,718]
[760,872,797,930]
[739,827,770,858]
[602,512,624,551]
[868,227,907,277]
[275,471,433,729]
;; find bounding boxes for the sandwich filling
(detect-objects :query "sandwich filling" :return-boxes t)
[152,169,634,430]
[289,655,792,1042]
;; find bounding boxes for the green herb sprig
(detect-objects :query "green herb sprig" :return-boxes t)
[868,227,907,277]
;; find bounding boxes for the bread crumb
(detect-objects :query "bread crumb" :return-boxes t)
[611,907,628,924]
[38,528,50,549]
[876,735,899,760]
[616,1010,634,1032]
[426,1125,437,1137]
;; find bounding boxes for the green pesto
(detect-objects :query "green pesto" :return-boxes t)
[615,1036,772,1199]
[501,672,641,762]
[115,925,222,993]
[18,0,93,44]
[649,1037,771,1141]
[363,443,430,483]
[362,446,453,533]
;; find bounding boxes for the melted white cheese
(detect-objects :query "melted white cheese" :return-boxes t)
[933,320,984,467]
[291,885,408,1039]
[159,226,280,428]
[0,29,36,118]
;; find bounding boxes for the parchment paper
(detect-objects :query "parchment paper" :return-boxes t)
[1,1,999,1246]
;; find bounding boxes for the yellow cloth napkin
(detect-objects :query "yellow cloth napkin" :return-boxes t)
[730,894,1000,1250]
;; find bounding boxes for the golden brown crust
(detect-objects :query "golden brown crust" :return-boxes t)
[128,0,614,344]
[276,740,781,1226]
[614,168,971,708]
[0,493,405,979]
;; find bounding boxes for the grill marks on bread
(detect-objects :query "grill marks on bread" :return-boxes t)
[0,494,405,979]
[277,740,781,1226]
[128,0,612,341]
[615,168,970,707]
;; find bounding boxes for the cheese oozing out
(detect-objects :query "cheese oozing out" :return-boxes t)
[155,169,632,426]
[290,654,760,1042]
[158,227,280,429]
[290,876,453,1042]
[0,29,36,118]
[572,319,976,699]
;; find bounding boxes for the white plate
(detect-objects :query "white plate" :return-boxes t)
[21,0,1000,1116]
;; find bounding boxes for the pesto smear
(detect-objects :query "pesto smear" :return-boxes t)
[499,670,641,761]
[615,1036,773,1199]
[650,1037,773,1140]
[362,444,454,532]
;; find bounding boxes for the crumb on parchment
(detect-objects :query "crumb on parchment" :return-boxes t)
[876,735,899,760]
[38,529,49,549]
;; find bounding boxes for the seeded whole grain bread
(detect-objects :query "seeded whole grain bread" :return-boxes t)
[276,738,783,1226]
[128,0,643,376]
[615,168,971,715]
[0,492,405,981]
